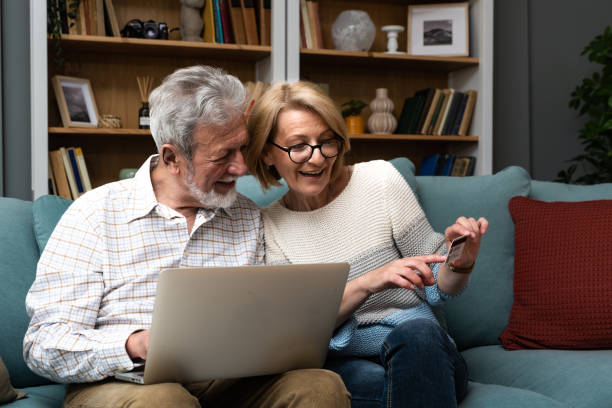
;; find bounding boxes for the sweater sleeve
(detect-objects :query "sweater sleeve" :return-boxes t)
[382,163,446,258]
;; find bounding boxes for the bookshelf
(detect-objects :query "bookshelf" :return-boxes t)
[291,0,493,175]
[31,0,492,198]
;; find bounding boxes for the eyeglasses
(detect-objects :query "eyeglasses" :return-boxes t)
[269,138,343,164]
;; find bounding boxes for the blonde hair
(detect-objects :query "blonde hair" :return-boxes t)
[246,81,350,189]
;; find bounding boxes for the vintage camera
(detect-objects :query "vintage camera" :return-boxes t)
[121,19,169,40]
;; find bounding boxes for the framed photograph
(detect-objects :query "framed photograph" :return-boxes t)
[52,75,99,127]
[407,3,469,57]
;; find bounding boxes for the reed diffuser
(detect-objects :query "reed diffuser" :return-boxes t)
[136,76,153,129]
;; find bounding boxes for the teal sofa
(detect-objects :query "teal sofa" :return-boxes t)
[2,157,612,407]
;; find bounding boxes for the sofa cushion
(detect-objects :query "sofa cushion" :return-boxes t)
[530,180,612,201]
[499,196,612,350]
[0,357,26,404]
[415,166,531,350]
[462,345,612,408]
[460,381,567,408]
[32,195,73,252]
[14,384,65,407]
[0,198,52,388]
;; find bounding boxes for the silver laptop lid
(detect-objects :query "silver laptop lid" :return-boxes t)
[143,263,349,384]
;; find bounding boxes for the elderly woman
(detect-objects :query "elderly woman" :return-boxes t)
[246,81,489,408]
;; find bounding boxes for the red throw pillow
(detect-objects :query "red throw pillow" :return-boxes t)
[499,196,612,350]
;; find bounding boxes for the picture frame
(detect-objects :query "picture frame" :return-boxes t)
[52,75,99,127]
[407,3,469,57]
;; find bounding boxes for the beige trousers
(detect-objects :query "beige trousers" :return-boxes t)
[62,368,350,408]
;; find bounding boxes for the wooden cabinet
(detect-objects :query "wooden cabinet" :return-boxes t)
[45,0,273,189]
[33,0,492,198]
[290,0,493,174]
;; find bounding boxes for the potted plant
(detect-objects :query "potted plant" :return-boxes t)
[341,99,367,134]
[47,0,81,66]
[557,26,612,184]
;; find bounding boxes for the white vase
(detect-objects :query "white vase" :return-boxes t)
[367,88,397,134]
[331,10,376,52]
[382,25,405,54]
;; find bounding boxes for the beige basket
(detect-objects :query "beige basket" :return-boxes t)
[98,114,122,128]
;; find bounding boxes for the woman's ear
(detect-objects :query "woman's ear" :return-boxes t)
[262,145,274,167]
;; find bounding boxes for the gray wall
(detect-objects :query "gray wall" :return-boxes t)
[494,0,612,180]
[2,0,31,199]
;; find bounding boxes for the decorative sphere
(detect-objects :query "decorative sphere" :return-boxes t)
[331,10,376,52]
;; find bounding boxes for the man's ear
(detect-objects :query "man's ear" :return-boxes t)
[160,144,183,174]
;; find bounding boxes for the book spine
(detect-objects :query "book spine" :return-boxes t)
[67,148,84,194]
[420,88,441,135]
[74,147,93,191]
[214,0,224,43]
[241,0,260,45]
[300,0,313,49]
[219,0,235,43]
[229,0,247,44]
[311,1,324,49]
[60,147,79,199]
[458,90,478,136]
[49,150,72,199]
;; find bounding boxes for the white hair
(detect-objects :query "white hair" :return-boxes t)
[149,65,246,159]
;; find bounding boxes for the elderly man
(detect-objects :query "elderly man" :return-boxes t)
[24,65,350,408]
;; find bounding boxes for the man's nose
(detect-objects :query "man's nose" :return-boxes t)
[229,149,247,176]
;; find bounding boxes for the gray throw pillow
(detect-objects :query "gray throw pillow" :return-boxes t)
[0,356,26,404]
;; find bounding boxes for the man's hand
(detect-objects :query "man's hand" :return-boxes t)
[126,330,150,361]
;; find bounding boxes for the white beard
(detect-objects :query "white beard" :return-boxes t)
[185,165,237,209]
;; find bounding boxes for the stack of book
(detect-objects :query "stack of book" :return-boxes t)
[395,88,478,136]
[299,0,324,49]
[48,147,93,200]
[204,0,271,45]
[53,0,121,37]
[418,154,476,177]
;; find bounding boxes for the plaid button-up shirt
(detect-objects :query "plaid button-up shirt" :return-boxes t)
[24,155,264,383]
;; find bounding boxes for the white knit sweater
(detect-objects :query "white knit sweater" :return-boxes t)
[262,160,446,325]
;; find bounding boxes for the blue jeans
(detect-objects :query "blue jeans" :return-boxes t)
[324,319,468,408]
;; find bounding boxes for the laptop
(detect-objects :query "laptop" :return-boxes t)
[115,263,349,385]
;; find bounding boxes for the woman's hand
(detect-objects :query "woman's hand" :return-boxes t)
[444,216,489,269]
[362,254,447,292]
[336,254,446,327]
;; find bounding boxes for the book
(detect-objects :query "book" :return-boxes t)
[427,89,447,135]
[203,0,216,42]
[395,97,416,135]
[414,88,435,134]
[48,161,58,196]
[74,147,93,191]
[306,1,319,49]
[299,11,307,48]
[300,0,313,49]
[442,91,463,135]
[435,153,455,176]
[310,1,324,49]
[59,147,79,199]
[465,156,476,176]
[435,88,455,135]
[95,0,105,36]
[78,0,87,34]
[49,149,72,199]
[408,89,431,134]
[450,92,469,135]
[67,147,85,195]
[229,0,247,44]
[241,0,260,45]
[219,0,235,43]
[458,90,478,136]
[418,154,440,176]
[450,156,470,176]
[82,0,92,35]
[258,0,271,46]
[420,88,441,135]
[103,0,120,37]
[214,0,224,43]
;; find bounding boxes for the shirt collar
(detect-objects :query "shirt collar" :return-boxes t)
[125,154,235,222]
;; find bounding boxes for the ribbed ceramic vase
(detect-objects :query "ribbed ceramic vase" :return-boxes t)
[367,88,397,134]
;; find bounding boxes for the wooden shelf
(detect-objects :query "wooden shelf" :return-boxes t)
[49,127,151,136]
[301,48,479,72]
[51,34,271,60]
[349,134,478,142]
